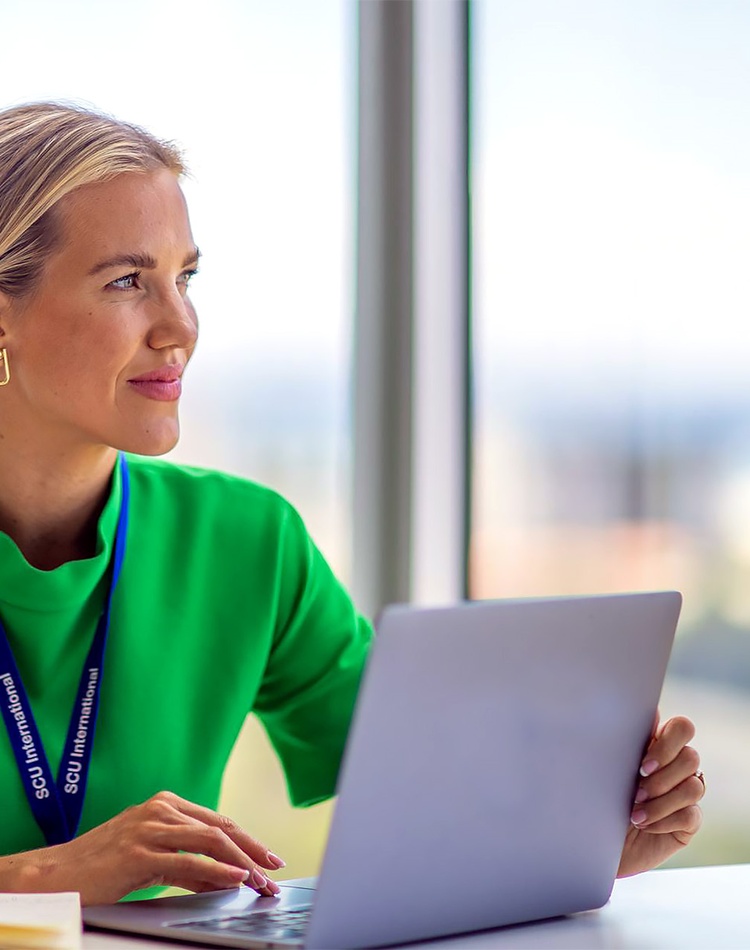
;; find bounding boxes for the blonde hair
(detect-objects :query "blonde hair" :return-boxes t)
[0,101,185,298]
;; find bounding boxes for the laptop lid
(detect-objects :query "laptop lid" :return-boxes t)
[83,591,680,949]
[305,590,681,949]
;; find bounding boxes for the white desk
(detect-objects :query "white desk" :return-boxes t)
[82,863,750,949]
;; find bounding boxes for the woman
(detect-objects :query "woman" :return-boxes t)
[0,102,703,905]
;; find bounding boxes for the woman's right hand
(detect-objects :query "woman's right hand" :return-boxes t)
[0,791,286,905]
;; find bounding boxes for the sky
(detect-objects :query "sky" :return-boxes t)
[473,0,750,404]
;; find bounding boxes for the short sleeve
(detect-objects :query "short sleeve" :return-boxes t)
[252,503,374,807]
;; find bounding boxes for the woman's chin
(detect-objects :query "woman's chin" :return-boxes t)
[114,422,182,457]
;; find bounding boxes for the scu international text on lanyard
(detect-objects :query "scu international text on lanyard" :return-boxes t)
[0,454,130,845]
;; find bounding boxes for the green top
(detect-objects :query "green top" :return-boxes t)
[0,456,373,897]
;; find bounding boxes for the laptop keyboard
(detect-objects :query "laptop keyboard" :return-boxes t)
[172,906,310,942]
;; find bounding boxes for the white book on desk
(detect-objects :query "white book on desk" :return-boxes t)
[0,891,81,949]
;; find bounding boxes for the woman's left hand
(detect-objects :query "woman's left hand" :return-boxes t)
[617,714,704,878]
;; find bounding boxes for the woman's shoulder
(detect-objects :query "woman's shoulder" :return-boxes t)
[124,455,299,528]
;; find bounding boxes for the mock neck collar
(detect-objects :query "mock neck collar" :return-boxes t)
[0,459,122,613]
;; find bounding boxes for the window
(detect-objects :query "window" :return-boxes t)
[472,0,750,865]
[1,0,354,877]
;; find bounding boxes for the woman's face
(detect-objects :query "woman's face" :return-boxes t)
[0,168,199,457]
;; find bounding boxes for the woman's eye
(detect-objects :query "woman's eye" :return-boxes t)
[106,267,198,292]
[179,268,199,288]
[109,271,140,290]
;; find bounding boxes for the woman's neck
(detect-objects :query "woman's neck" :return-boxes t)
[0,445,118,571]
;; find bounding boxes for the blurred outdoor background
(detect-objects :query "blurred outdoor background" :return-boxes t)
[2,0,749,876]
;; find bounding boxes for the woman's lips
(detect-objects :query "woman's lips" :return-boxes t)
[128,365,183,402]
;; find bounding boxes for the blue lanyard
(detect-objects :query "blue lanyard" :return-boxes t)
[0,454,130,846]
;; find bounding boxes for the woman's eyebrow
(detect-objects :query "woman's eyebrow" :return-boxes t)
[87,252,157,276]
[185,246,201,267]
[87,247,201,276]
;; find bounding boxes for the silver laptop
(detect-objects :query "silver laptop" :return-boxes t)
[84,591,681,949]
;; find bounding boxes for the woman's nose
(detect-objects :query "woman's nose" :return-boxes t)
[147,291,198,352]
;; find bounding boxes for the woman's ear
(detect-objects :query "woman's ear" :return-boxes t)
[0,290,15,341]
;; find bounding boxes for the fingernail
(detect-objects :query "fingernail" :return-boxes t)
[640,759,659,777]
[251,868,269,889]
[631,808,647,825]
[235,868,251,881]
[634,787,649,804]
[267,851,286,869]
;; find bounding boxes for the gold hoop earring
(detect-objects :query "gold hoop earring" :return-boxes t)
[0,348,10,387]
